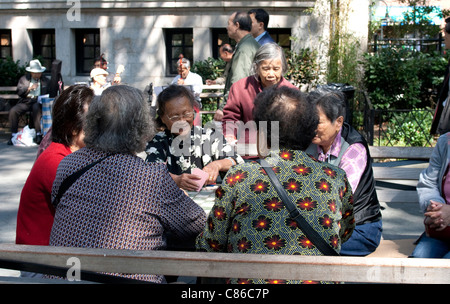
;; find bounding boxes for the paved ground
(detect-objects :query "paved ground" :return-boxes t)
[0,132,427,277]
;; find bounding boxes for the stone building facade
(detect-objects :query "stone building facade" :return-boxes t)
[0,0,370,90]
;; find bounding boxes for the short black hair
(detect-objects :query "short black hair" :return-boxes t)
[248,8,270,30]
[156,84,198,127]
[308,88,346,122]
[253,85,318,150]
[233,11,253,32]
[445,17,450,34]
[51,85,94,146]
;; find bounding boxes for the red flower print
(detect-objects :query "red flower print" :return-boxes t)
[302,280,319,284]
[252,215,272,231]
[236,203,251,215]
[315,178,332,193]
[327,199,337,213]
[279,149,294,161]
[213,206,227,221]
[207,217,215,232]
[298,235,315,249]
[319,214,333,229]
[259,166,280,175]
[250,179,269,194]
[237,237,252,253]
[263,197,284,212]
[285,218,299,230]
[329,235,339,249]
[264,235,286,251]
[292,164,312,176]
[283,178,302,193]
[237,279,253,284]
[265,279,286,284]
[226,170,248,186]
[296,197,317,211]
[231,219,241,234]
[207,239,223,252]
[322,166,337,179]
[215,186,225,199]
[339,186,345,200]
[343,209,353,219]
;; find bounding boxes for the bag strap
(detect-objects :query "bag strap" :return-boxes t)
[257,158,339,256]
[53,154,112,208]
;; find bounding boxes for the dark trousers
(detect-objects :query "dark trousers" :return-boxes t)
[9,99,42,134]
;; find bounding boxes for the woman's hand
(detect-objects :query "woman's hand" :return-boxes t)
[202,162,221,185]
[424,200,450,231]
[170,173,202,192]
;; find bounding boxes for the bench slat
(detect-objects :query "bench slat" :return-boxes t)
[373,167,423,180]
[369,146,433,160]
[0,244,448,284]
[376,189,418,203]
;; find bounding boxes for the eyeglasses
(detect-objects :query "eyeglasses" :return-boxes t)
[166,111,195,122]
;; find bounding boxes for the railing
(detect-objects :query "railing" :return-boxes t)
[353,90,436,147]
[370,33,445,54]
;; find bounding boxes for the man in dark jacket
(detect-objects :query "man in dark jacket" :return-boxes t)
[248,8,275,46]
[8,59,50,145]
[430,17,450,135]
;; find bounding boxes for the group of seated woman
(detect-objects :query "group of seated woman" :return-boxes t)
[17,43,447,284]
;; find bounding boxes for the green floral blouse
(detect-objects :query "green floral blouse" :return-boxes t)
[195,149,355,284]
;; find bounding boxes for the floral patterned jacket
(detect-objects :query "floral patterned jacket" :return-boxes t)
[195,149,355,284]
[145,126,244,174]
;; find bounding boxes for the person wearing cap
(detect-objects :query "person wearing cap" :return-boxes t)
[8,59,50,145]
[89,68,110,96]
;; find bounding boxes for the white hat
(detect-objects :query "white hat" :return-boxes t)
[90,68,108,78]
[25,59,46,73]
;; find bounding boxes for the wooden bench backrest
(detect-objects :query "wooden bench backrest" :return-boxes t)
[0,244,448,284]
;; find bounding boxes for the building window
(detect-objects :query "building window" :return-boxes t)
[165,29,193,76]
[0,29,12,60]
[211,28,292,59]
[75,29,100,75]
[31,29,56,72]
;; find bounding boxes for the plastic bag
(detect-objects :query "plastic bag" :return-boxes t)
[12,126,37,146]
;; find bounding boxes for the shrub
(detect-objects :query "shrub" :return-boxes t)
[0,57,26,86]
[362,48,447,109]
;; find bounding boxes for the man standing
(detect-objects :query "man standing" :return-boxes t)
[215,11,260,121]
[8,59,50,145]
[248,8,275,46]
[206,44,234,85]
[431,17,450,135]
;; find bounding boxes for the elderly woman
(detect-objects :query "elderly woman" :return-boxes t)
[49,85,206,283]
[145,84,243,191]
[305,88,382,256]
[16,85,94,247]
[222,42,298,160]
[196,86,355,284]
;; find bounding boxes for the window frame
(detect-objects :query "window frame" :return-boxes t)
[165,28,194,76]
[75,28,101,76]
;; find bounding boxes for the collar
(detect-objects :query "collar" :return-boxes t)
[317,129,342,161]
[255,31,267,42]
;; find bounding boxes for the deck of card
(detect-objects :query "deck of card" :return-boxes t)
[191,168,209,191]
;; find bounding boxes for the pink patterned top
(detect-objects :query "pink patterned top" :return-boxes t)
[316,130,367,193]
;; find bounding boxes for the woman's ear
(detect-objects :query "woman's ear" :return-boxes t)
[336,116,344,129]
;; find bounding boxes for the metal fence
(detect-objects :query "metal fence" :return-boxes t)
[370,33,445,54]
[352,90,436,147]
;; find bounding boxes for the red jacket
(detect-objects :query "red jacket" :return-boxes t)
[222,76,298,157]
[16,142,72,245]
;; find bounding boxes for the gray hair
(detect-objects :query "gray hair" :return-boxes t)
[179,58,191,69]
[251,42,288,75]
[84,85,156,154]
[308,87,347,122]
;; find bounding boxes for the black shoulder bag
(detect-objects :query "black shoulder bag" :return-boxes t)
[53,154,112,208]
[257,158,339,256]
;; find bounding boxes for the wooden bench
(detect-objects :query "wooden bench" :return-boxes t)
[0,244,448,284]
[0,86,21,128]
[369,145,433,204]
